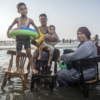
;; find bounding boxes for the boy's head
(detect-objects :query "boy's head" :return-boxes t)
[17,2,27,16]
[39,14,47,26]
[48,25,55,34]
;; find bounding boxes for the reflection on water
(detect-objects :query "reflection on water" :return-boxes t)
[0,42,100,100]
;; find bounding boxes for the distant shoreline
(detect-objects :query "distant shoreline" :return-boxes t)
[0,41,100,50]
[0,42,79,50]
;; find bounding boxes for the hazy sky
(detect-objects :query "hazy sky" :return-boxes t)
[0,0,100,40]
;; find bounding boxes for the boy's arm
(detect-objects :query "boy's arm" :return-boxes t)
[7,18,17,38]
[30,19,40,39]
[52,33,60,45]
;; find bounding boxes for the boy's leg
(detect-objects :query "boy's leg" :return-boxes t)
[15,51,21,72]
[48,49,54,67]
[38,44,47,60]
[26,48,38,74]
[13,40,22,73]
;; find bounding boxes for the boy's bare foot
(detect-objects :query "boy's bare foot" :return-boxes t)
[13,68,19,73]
[32,69,38,74]
[38,56,41,60]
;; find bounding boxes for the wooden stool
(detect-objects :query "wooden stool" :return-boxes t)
[72,56,100,98]
[1,50,30,89]
[30,49,60,91]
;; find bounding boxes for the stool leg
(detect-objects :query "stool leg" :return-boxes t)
[23,76,27,89]
[54,77,57,84]
[83,88,89,98]
[42,62,44,71]
[45,61,48,70]
[30,75,34,90]
[37,60,40,71]
[50,78,54,92]
[1,74,7,89]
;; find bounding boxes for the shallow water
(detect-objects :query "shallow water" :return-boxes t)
[0,42,100,100]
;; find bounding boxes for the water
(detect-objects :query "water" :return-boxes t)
[0,42,100,100]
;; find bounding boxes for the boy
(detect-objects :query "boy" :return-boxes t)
[7,2,38,73]
[38,25,59,70]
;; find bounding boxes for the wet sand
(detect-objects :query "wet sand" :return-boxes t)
[0,65,100,100]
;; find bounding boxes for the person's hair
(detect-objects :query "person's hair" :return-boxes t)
[39,13,47,18]
[77,27,91,39]
[17,2,26,10]
[48,25,55,31]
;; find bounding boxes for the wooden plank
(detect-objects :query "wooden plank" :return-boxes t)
[85,77,100,83]
[7,50,27,57]
[32,71,56,77]
[73,56,100,66]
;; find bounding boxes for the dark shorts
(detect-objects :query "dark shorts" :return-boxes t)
[16,37,31,51]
